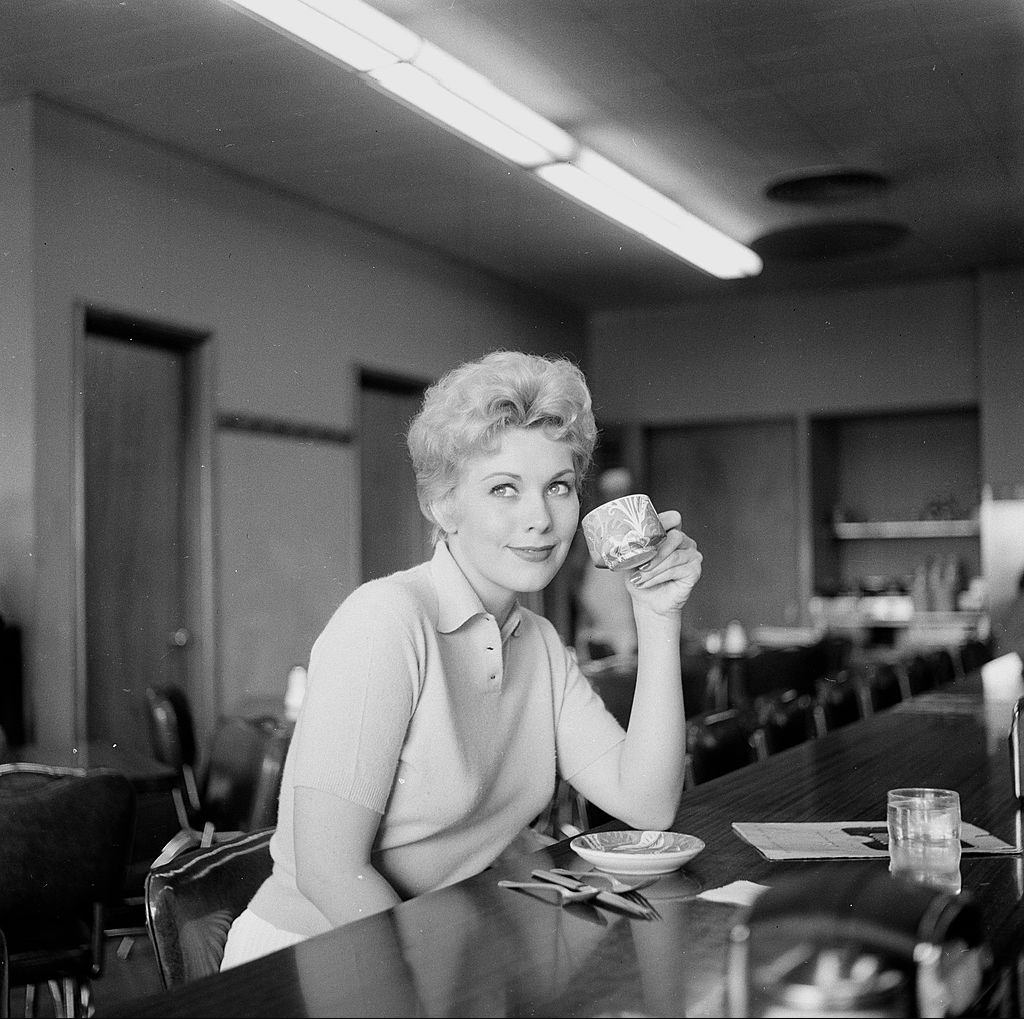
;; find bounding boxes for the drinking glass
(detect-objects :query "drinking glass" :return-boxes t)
[886,787,962,894]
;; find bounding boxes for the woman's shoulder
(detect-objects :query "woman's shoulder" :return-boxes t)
[325,561,438,631]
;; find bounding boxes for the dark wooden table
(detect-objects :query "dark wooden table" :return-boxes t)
[101,674,1024,1017]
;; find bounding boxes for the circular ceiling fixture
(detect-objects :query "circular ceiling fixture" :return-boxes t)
[750,221,910,260]
[765,169,892,204]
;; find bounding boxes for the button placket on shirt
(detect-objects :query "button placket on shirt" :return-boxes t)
[483,614,501,685]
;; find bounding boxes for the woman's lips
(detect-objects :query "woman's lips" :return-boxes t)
[508,545,555,562]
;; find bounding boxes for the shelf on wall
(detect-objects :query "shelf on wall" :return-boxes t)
[833,519,980,540]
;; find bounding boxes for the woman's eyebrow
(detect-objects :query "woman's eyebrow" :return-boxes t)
[479,468,575,481]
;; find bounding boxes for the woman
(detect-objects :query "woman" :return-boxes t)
[220,350,702,968]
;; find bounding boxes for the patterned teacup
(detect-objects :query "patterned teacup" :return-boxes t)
[581,494,667,570]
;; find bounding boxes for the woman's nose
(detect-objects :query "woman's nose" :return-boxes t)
[523,492,553,531]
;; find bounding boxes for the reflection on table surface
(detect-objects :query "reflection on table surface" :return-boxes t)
[101,673,1024,1018]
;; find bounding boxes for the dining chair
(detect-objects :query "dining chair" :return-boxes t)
[148,686,290,843]
[145,827,274,988]
[146,684,202,830]
[199,716,290,834]
[859,662,903,716]
[742,646,819,704]
[685,708,759,786]
[0,764,136,1018]
[959,638,992,676]
[902,654,935,699]
[812,673,862,737]
[816,633,854,679]
[926,647,958,688]
[755,690,816,757]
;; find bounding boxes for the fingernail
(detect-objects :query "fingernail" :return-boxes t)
[630,572,645,587]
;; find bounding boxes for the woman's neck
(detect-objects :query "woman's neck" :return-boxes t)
[444,538,516,623]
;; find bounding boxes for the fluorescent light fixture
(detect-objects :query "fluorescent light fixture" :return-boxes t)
[225,0,418,70]
[409,42,576,163]
[538,153,763,279]
[370,61,568,167]
[222,0,761,279]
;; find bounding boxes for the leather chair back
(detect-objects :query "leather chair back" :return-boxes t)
[201,718,289,833]
[0,764,136,1015]
[686,709,758,786]
[865,663,903,713]
[813,673,862,735]
[146,827,274,988]
[146,685,198,776]
[758,690,816,755]
[960,638,992,675]
[927,647,957,688]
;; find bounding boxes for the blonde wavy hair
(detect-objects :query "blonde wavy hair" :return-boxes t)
[407,350,597,540]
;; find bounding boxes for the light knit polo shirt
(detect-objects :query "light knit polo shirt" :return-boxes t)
[248,541,626,937]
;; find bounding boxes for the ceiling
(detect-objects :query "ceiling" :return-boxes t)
[3,0,1024,311]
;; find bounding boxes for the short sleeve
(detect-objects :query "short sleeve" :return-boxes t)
[290,581,424,813]
[550,640,626,781]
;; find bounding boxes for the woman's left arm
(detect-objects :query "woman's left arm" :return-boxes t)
[571,511,701,828]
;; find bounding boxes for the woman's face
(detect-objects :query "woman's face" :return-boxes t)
[441,427,580,618]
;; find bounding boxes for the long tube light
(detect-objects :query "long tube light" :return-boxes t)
[538,151,764,279]
[222,0,762,279]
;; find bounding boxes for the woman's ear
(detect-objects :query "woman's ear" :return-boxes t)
[430,496,458,535]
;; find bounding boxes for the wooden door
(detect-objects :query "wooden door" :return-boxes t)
[359,372,430,582]
[80,315,210,748]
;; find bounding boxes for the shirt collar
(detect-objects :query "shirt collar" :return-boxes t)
[429,541,522,637]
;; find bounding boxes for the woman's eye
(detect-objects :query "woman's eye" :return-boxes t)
[548,481,573,495]
[491,483,517,497]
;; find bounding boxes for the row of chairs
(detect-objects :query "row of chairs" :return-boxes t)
[3,642,995,1011]
[126,635,1002,998]
[684,639,990,787]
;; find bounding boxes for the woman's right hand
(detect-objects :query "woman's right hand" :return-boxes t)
[625,511,703,618]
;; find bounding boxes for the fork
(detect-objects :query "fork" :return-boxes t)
[497,879,601,903]
[548,869,663,919]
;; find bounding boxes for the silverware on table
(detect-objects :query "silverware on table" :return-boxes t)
[548,868,658,894]
[548,867,663,918]
[529,869,657,919]
[497,880,601,903]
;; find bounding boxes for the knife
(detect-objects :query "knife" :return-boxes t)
[531,869,653,919]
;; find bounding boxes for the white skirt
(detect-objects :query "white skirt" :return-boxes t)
[220,908,307,971]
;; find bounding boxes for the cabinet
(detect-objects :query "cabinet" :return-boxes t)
[601,409,983,636]
[810,407,981,600]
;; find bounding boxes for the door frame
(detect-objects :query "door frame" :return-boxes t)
[355,365,430,583]
[71,303,217,745]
